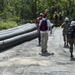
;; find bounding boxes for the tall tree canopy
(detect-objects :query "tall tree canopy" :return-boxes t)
[0,0,75,21]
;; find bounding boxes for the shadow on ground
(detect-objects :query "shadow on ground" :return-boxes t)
[39,52,54,57]
[70,57,75,61]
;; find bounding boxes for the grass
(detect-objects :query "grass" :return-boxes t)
[0,21,18,30]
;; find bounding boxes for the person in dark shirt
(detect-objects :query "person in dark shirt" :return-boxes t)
[67,19,75,58]
[53,11,59,27]
[59,12,63,26]
[35,13,43,46]
[61,17,70,47]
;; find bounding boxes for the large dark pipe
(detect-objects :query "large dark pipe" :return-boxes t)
[0,24,37,40]
[0,30,38,50]
[0,23,35,34]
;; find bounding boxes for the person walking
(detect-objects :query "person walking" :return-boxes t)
[53,11,59,27]
[58,12,63,26]
[38,13,52,53]
[67,19,75,58]
[35,13,43,46]
[61,17,70,47]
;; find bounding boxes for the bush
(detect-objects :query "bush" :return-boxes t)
[7,16,20,23]
[0,21,18,30]
[31,19,35,23]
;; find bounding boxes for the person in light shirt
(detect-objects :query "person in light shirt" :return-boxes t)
[61,17,70,47]
[38,13,52,53]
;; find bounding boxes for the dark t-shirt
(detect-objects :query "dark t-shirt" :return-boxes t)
[62,22,70,35]
[35,17,42,27]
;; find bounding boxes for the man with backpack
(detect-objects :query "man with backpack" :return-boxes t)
[67,19,75,58]
[38,13,52,53]
[35,13,43,46]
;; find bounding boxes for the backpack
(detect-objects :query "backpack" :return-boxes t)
[67,27,75,39]
[40,20,48,31]
[55,14,58,20]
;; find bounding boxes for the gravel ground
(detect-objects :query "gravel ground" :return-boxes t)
[0,27,75,75]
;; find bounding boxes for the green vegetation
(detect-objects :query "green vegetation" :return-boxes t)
[0,21,18,30]
[0,0,75,29]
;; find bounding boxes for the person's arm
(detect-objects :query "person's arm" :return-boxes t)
[50,27,52,34]
[35,19,38,27]
[47,20,52,34]
[38,20,42,31]
[60,22,64,28]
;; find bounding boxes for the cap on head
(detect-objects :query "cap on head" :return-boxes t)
[70,21,75,26]
[40,13,43,16]
[54,11,57,14]
[59,12,61,14]
[43,13,48,18]
[65,17,69,21]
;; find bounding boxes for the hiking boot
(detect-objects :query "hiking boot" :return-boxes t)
[70,54,74,58]
[67,44,69,47]
[44,50,47,53]
[37,44,41,46]
[41,49,44,52]
[64,43,66,47]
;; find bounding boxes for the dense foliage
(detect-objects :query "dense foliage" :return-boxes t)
[0,0,75,29]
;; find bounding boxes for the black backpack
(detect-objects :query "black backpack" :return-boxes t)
[67,27,75,39]
[40,20,48,31]
[55,14,58,20]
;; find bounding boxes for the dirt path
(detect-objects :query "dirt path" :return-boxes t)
[0,27,75,75]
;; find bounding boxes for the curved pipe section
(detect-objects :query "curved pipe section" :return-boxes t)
[0,23,36,35]
[0,30,38,50]
[0,24,37,40]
